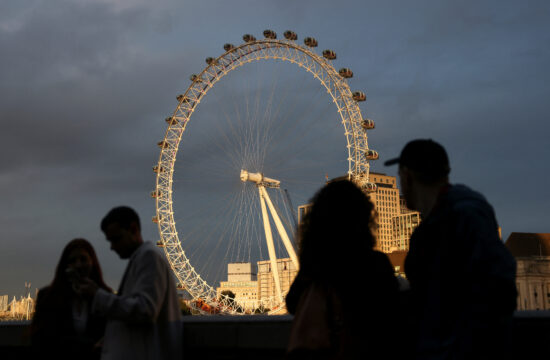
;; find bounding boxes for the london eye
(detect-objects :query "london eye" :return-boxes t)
[152,30,377,314]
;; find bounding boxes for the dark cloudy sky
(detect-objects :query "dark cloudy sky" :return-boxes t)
[1,0,549,297]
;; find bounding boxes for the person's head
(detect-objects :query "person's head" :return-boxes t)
[101,206,143,259]
[298,179,377,282]
[51,238,110,293]
[385,139,450,211]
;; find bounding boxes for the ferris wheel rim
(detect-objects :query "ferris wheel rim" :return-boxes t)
[153,35,373,313]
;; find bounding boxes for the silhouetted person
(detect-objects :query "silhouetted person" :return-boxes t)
[385,139,517,360]
[79,206,182,360]
[31,238,112,360]
[286,179,399,360]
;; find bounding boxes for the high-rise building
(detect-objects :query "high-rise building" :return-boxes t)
[368,172,402,253]
[392,212,421,251]
[296,173,420,254]
[257,257,297,312]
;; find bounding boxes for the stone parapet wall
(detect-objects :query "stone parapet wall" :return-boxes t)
[1,312,549,359]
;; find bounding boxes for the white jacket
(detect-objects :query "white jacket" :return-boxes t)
[93,241,182,360]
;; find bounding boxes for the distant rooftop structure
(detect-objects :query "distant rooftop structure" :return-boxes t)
[505,232,550,311]
[506,232,550,257]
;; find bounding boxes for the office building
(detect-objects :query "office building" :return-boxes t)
[217,262,258,311]
[368,172,401,253]
[369,172,421,253]
[392,211,421,251]
[297,173,419,254]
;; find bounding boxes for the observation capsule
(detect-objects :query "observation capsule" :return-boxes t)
[156,240,166,247]
[243,34,256,42]
[323,50,336,60]
[177,283,185,290]
[176,94,185,102]
[151,190,162,198]
[362,118,375,130]
[205,57,218,65]
[353,91,366,102]
[339,68,353,78]
[363,182,377,192]
[283,30,297,40]
[153,165,165,173]
[365,149,379,160]
[157,140,169,149]
[223,43,235,51]
[304,37,318,47]
[165,116,178,125]
[152,215,162,224]
[263,29,277,39]
[190,74,203,82]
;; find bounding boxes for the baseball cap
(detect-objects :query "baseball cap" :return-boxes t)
[384,139,450,177]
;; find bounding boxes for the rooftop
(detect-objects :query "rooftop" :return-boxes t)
[506,232,550,257]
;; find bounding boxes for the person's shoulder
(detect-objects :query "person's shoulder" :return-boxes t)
[37,285,52,295]
[136,241,160,256]
[446,184,493,213]
[36,286,55,300]
[35,286,58,309]
[447,184,487,203]
[135,241,170,265]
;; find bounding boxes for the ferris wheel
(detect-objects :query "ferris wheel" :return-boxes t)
[152,30,378,314]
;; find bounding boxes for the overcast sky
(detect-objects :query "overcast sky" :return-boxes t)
[1,0,549,297]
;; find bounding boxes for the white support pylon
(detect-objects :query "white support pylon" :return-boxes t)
[258,185,284,303]
[259,186,299,270]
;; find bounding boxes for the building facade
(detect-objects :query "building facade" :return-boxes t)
[296,173,420,254]
[368,172,421,254]
[368,173,401,253]
[257,257,297,312]
[392,211,421,251]
[216,262,258,311]
[506,233,550,310]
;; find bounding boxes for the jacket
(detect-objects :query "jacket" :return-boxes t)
[32,286,107,360]
[405,184,517,360]
[92,241,182,360]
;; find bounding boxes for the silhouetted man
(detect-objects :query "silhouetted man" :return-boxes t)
[385,139,516,360]
[80,206,182,360]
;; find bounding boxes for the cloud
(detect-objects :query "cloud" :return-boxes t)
[1,0,550,296]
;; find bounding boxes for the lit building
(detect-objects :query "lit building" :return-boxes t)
[296,173,419,254]
[506,232,550,310]
[392,211,421,251]
[216,262,258,311]
[257,257,297,312]
[0,295,8,312]
[227,262,255,282]
[368,172,401,253]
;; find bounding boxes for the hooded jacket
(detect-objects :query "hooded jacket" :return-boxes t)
[405,184,516,360]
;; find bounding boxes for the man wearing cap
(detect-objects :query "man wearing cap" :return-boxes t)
[385,139,516,360]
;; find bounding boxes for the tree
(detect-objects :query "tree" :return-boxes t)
[179,298,192,316]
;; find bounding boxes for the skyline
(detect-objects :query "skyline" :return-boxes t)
[1,0,550,297]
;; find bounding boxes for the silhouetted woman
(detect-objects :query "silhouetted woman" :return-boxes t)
[31,238,112,360]
[286,179,399,360]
